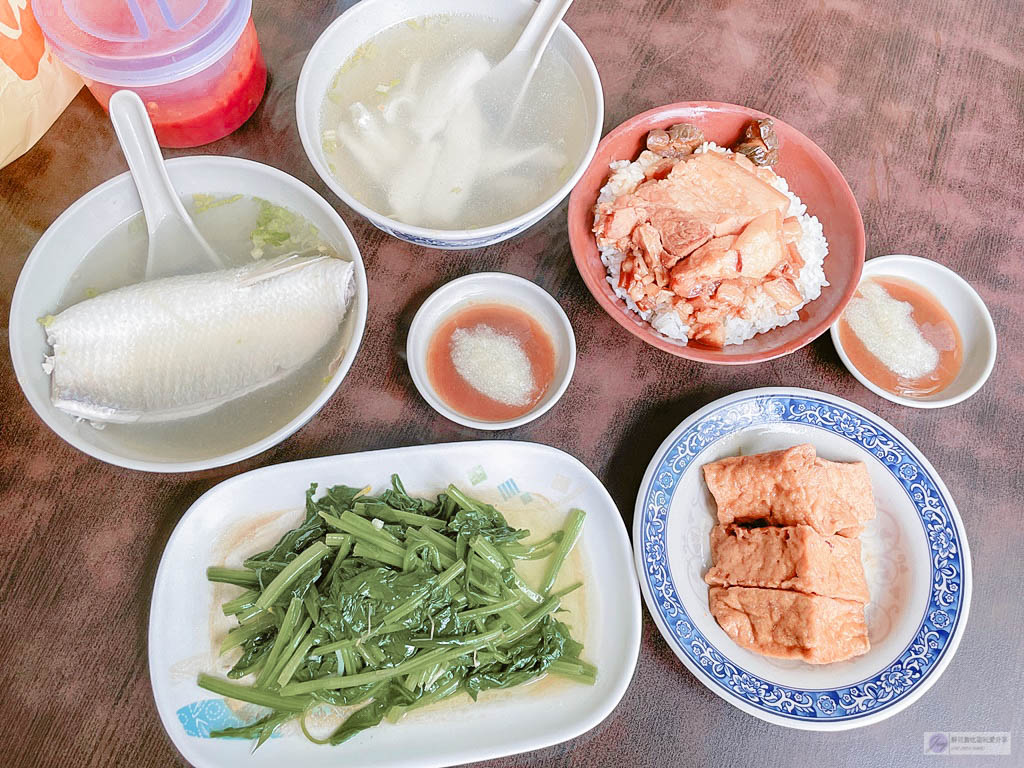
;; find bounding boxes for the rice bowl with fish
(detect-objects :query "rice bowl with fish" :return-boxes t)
[593,121,829,348]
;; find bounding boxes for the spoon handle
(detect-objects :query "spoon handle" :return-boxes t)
[108,90,223,279]
[109,91,189,239]
[512,0,574,73]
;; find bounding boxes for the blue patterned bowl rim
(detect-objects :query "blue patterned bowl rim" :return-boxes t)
[634,388,971,728]
[371,216,535,250]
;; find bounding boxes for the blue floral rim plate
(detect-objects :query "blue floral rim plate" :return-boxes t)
[633,387,972,731]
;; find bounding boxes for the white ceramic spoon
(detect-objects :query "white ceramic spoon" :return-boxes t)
[473,0,575,128]
[108,90,224,281]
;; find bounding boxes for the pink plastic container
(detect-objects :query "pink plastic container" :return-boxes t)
[32,0,267,147]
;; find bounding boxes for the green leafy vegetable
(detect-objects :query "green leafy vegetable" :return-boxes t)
[249,198,323,259]
[539,508,586,595]
[198,476,592,749]
[191,192,243,214]
[321,130,338,155]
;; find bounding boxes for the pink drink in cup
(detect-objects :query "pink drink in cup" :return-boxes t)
[33,0,267,147]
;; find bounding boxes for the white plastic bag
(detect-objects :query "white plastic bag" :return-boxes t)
[0,0,81,169]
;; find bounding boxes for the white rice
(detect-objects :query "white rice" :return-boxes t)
[595,143,829,346]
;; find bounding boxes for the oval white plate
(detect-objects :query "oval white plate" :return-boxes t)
[830,254,996,409]
[633,387,971,730]
[150,441,640,767]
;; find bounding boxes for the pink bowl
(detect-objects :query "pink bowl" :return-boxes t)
[567,102,865,364]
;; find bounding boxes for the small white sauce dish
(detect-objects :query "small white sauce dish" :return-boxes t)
[295,0,604,250]
[830,254,996,409]
[406,272,576,430]
[9,157,368,472]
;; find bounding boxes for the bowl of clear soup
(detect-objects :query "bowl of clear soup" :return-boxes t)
[9,158,368,472]
[295,0,604,249]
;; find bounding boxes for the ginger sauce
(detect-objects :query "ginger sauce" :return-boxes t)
[427,303,556,422]
[839,276,963,397]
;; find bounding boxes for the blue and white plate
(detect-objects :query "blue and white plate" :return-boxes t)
[634,387,971,730]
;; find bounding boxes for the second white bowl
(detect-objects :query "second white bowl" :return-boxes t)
[407,273,576,429]
[295,0,604,250]
[830,254,996,408]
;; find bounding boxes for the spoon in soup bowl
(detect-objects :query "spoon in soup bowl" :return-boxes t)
[406,0,575,142]
[108,90,224,281]
[473,0,575,130]
[395,0,575,225]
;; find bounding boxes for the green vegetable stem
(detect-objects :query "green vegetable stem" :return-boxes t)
[197,475,593,749]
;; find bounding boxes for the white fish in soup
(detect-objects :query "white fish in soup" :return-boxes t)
[42,255,355,423]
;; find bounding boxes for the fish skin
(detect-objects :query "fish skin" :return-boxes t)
[44,256,356,424]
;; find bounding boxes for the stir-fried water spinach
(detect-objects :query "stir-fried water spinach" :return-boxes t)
[198,476,593,748]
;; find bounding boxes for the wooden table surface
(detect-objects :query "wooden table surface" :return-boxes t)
[2,1,1022,766]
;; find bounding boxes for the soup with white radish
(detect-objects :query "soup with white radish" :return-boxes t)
[319,14,590,231]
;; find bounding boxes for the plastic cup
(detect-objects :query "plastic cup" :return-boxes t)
[32,0,267,148]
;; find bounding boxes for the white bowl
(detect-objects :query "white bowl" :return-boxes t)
[830,254,996,408]
[8,156,369,472]
[406,272,576,429]
[295,0,604,250]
